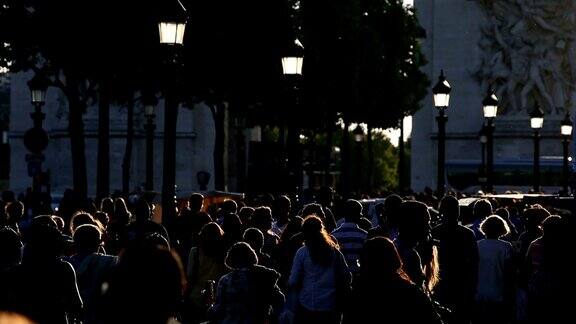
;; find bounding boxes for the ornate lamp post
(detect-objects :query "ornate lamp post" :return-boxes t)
[25,74,50,194]
[281,39,304,192]
[432,70,451,196]
[561,112,572,195]
[159,0,187,231]
[479,125,488,191]
[530,104,544,192]
[143,93,158,191]
[482,88,498,193]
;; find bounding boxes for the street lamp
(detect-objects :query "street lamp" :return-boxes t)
[142,92,158,191]
[530,104,544,192]
[159,0,187,232]
[282,39,304,192]
[482,88,498,193]
[479,125,488,191]
[353,124,365,143]
[432,70,451,196]
[281,39,304,76]
[561,111,572,195]
[25,74,50,194]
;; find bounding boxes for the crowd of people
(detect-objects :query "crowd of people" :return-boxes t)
[0,188,573,324]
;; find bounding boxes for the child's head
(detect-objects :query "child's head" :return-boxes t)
[480,215,510,239]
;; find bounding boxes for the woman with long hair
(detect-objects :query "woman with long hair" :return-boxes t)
[185,222,227,323]
[353,237,442,323]
[288,216,351,324]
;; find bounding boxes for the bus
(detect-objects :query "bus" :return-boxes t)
[446,157,571,193]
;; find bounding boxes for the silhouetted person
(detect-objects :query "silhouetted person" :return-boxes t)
[468,199,493,240]
[0,227,21,272]
[222,213,244,251]
[3,201,24,234]
[217,200,238,224]
[1,224,82,324]
[352,237,443,324]
[243,227,276,270]
[105,198,132,255]
[185,222,227,323]
[175,193,205,260]
[209,242,285,324]
[317,187,337,231]
[99,198,115,220]
[396,201,439,292]
[102,244,185,324]
[125,199,169,247]
[475,215,514,324]
[524,215,572,323]
[368,194,403,239]
[301,203,336,233]
[272,195,292,236]
[69,224,117,324]
[432,195,478,324]
[518,206,549,259]
[273,216,304,288]
[331,199,368,274]
[251,206,280,255]
[239,206,255,226]
[289,216,352,324]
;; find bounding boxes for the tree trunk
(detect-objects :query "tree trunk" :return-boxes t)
[341,120,350,196]
[66,74,88,199]
[162,93,178,232]
[324,124,333,186]
[367,123,374,191]
[122,99,134,194]
[96,81,110,200]
[211,102,227,191]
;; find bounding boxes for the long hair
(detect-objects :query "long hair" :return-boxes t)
[113,198,132,225]
[301,216,338,266]
[360,237,411,283]
[199,222,224,258]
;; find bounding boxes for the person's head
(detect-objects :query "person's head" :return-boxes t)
[301,215,338,265]
[222,213,243,242]
[100,197,115,216]
[541,215,564,241]
[73,224,102,254]
[199,222,224,257]
[275,195,291,222]
[93,211,109,229]
[23,224,64,262]
[0,227,22,268]
[344,199,363,223]
[360,237,410,281]
[251,206,273,232]
[523,206,550,232]
[134,198,151,222]
[473,199,492,221]
[70,211,97,235]
[480,215,510,239]
[301,203,325,220]
[398,201,431,244]
[238,206,255,225]
[494,207,510,222]
[383,194,403,228]
[439,195,460,224]
[114,198,132,225]
[317,186,335,206]
[243,228,265,253]
[220,200,238,215]
[225,242,258,270]
[106,244,185,324]
[280,216,304,243]
[51,215,65,233]
[31,215,58,229]
[188,193,205,213]
[5,201,24,224]
[194,211,212,230]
